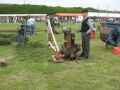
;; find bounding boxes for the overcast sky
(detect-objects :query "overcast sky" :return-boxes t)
[1,0,120,11]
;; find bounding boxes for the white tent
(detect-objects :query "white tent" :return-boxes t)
[0,14,47,23]
[88,12,120,18]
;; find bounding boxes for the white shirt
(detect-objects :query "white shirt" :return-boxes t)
[83,16,94,34]
[27,18,36,25]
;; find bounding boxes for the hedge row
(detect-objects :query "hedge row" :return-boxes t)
[0,4,99,15]
[0,34,29,45]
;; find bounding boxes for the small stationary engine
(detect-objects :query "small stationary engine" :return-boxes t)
[60,28,80,60]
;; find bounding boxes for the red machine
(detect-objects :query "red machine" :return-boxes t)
[47,20,80,62]
[60,28,80,60]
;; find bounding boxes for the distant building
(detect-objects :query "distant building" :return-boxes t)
[88,12,120,18]
[55,13,83,21]
[55,12,120,21]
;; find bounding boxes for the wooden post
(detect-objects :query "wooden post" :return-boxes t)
[98,6,99,21]
[0,58,7,67]
[47,20,60,52]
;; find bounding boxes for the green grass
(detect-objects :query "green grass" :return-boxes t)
[0,22,120,90]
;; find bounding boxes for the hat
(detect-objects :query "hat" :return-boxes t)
[81,9,88,13]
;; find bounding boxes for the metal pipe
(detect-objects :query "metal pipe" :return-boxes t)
[98,6,99,21]
[24,0,25,4]
[47,20,60,52]
[107,5,108,18]
[23,19,27,43]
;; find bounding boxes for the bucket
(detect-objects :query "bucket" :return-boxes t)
[114,47,120,54]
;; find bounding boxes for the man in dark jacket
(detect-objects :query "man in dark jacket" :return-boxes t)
[79,9,93,59]
[50,18,55,32]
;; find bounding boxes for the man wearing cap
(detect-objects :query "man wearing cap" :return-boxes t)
[79,9,93,59]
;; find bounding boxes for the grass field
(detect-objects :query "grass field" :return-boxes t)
[0,22,120,90]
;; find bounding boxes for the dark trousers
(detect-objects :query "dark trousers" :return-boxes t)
[80,32,91,57]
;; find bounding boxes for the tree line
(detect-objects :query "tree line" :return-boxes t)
[0,4,99,15]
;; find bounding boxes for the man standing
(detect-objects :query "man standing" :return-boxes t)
[13,16,17,23]
[27,17,36,36]
[50,17,55,33]
[79,9,93,59]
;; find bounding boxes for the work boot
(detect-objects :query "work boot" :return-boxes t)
[78,54,84,57]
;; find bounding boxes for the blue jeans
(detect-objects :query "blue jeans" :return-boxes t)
[16,33,25,48]
[29,24,36,36]
[18,34,25,44]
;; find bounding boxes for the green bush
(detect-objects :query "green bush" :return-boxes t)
[0,38,11,45]
[0,34,29,46]
[0,34,17,41]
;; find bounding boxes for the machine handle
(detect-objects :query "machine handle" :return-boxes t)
[47,20,60,52]
[106,37,113,42]
[48,41,56,51]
